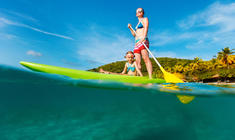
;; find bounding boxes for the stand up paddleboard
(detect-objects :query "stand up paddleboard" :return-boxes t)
[20,61,165,84]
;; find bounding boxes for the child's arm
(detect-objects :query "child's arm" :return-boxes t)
[121,63,127,75]
[134,62,143,76]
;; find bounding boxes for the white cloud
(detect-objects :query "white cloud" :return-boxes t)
[6,10,37,22]
[151,51,177,58]
[0,21,4,27]
[0,33,17,40]
[0,17,73,40]
[150,32,173,46]
[23,25,74,40]
[151,2,235,52]
[178,2,235,32]
[0,17,17,25]
[151,32,198,46]
[0,9,38,22]
[27,50,42,57]
[77,30,133,64]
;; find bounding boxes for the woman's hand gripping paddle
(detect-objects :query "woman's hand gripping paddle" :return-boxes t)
[129,26,195,104]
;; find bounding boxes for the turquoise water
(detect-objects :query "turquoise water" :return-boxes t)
[0,65,235,140]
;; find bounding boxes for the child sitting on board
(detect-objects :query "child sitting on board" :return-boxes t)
[99,51,143,76]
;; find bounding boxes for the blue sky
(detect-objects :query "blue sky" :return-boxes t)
[0,0,235,70]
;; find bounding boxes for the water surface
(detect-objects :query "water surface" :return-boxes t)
[0,65,234,140]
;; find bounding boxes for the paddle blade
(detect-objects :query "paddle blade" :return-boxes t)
[177,95,195,104]
[160,84,195,104]
[159,67,195,104]
[163,71,184,83]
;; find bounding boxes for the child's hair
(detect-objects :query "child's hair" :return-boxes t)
[124,51,135,58]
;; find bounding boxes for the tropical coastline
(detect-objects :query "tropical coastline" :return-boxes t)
[206,82,235,85]
[90,47,235,84]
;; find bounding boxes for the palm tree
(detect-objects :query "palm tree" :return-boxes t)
[227,55,235,65]
[210,56,220,69]
[189,57,203,72]
[217,47,234,69]
[183,65,191,73]
[173,65,184,73]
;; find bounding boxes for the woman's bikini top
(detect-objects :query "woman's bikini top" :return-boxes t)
[127,63,136,72]
[135,18,144,29]
[135,18,148,42]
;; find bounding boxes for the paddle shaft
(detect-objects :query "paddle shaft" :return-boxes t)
[129,26,163,68]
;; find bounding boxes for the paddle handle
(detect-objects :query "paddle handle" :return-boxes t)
[129,26,163,68]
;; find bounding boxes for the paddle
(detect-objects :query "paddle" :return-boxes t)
[129,26,195,104]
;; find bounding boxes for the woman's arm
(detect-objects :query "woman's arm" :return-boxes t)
[143,18,149,38]
[121,63,127,74]
[134,62,143,76]
[128,24,136,37]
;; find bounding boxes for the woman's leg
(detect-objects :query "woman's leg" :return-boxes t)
[141,49,152,79]
[134,53,142,70]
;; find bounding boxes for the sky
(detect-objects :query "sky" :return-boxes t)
[0,0,235,70]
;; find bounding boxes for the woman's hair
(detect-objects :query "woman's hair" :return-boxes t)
[137,8,144,15]
[124,51,135,58]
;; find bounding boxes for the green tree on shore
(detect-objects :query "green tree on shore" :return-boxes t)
[90,47,235,82]
[217,47,234,69]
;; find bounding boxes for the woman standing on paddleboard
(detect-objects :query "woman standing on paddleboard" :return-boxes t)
[128,8,153,79]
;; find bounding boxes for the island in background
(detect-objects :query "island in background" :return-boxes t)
[89,47,235,84]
